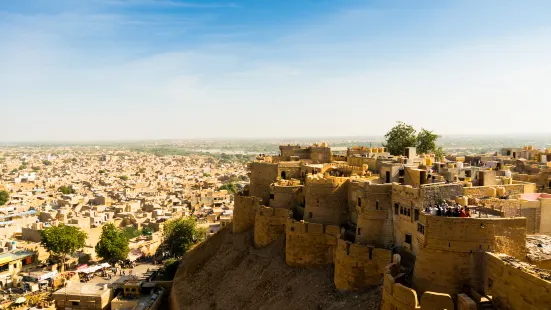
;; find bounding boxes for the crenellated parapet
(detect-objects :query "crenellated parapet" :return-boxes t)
[304,175,350,225]
[334,239,392,290]
[413,215,527,295]
[382,257,464,310]
[233,194,263,233]
[269,180,304,210]
[285,218,340,267]
[253,206,292,248]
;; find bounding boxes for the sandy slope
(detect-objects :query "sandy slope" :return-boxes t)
[170,227,381,310]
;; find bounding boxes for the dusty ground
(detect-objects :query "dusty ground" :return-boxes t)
[526,235,551,270]
[170,227,382,310]
[88,263,159,284]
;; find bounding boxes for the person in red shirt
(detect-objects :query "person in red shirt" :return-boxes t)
[459,207,468,218]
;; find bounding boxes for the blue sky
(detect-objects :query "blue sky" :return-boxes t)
[1,0,551,141]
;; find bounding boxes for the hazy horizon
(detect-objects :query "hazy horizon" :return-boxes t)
[3,1,551,141]
[1,133,550,145]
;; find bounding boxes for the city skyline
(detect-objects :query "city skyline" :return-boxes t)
[2,0,551,141]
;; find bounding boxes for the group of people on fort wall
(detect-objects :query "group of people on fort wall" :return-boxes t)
[424,202,476,218]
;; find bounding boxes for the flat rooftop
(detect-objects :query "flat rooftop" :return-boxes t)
[53,282,110,297]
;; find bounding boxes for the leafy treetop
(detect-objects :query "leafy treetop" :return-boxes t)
[58,185,75,195]
[0,190,9,206]
[162,217,206,257]
[95,223,130,263]
[40,224,87,271]
[383,121,441,156]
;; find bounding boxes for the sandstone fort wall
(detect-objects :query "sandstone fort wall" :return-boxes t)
[413,216,527,294]
[233,194,263,233]
[249,162,279,204]
[356,183,395,247]
[334,239,392,291]
[285,218,340,267]
[382,259,458,310]
[253,206,292,248]
[303,175,349,225]
[269,184,304,210]
[484,252,551,310]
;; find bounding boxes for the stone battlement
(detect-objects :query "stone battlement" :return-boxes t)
[382,259,461,310]
[233,194,263,233]
[306,174,349,186]
[285,219,340,267]
[253,206,292,248]
[334,239,392,290]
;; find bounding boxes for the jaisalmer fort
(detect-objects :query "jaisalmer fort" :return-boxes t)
[179,143,551,310]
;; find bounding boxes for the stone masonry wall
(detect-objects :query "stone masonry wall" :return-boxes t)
[269,184,304,210]
[356,183,394,248]
[249,162,279,204]
[303,175,349,225]
[253,206,292,248]
[334,239,392,291]
[285,219,340,267]
[484,252,551,310]
[382,260,457,310]
[233,194,263,233]
[420,183,464,208]
[412,216,527,294]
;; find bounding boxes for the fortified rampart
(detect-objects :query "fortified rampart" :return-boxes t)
[334,239,392,291]
[249,161,279,204]
[277,161,302,180]
[285,218,340,267]
[304,175,349,225]
[269,181,304,210]
[413,215,527,294]
[381,257,462,310]
[233,194,263,233]
[356,184,394,248]
[228,151,547,309]
[253,206,292,248]
[484,252,551,310]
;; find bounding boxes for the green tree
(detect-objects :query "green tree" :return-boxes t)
[162,217,206,257]
[42,160,52,166]
[142,226,153,236]
[161,258,180,280]
[95,223,130,263]
[40,224,87,271]
[58,185,75,195]
[0,190,9,206]
[99,169,106,174]
[32,166,40,171]
[121,226,142,240]
[19,164,28,170]
[218,183,238,195]
[416,128,440,154]
[120,175,129,181]
[383,121,418,156]
[434,147,446,162]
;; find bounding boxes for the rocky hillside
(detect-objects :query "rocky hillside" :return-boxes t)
[170,227,382,310]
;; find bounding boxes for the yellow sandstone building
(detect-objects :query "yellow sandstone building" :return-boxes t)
[232,143,551,310]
